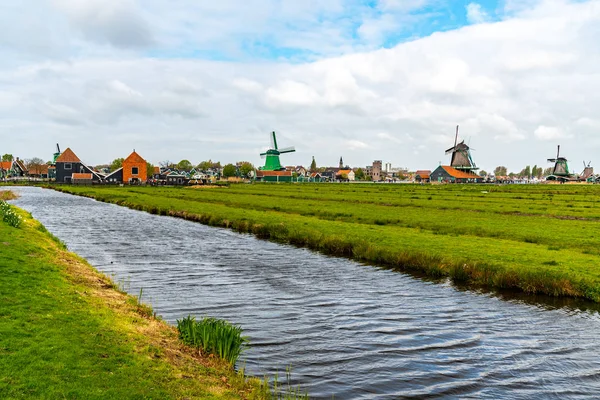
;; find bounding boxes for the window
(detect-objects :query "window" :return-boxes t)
[64,163,72,170]
[132,167,139,175]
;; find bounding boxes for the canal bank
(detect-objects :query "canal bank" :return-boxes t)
[0,193,271,399]
[11,186,600,398]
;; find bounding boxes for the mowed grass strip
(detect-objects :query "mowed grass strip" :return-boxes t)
[0,201,271,399]
[51,184,600,302]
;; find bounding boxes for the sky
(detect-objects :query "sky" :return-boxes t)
[1,0,600,173]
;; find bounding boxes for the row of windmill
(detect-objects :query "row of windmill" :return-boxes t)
[256,127,595,182]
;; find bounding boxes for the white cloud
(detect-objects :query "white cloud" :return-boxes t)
[534,125,572,141]
[466,3,490,24]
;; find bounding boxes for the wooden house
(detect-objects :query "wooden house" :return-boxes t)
[430,165,482,183]
[122,151,147,184]
[165,172,189,185]
[55,148,102,183]
[0,158,28,178]
[255,170,293,182]
[104,168,123,183]
[415,170,431,182]
[336,169,355,181]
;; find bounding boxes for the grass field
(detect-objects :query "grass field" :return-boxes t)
[52,183,600,302]
[0,192,284,399]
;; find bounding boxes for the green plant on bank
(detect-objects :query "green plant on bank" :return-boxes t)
[177,315,248,365]
[50,183,600,302]
[0,199,22,228]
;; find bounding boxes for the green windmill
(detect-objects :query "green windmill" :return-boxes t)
[259,131,295,171]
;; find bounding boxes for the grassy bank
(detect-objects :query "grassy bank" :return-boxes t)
[49,183,600,303]
[0,195,279,399]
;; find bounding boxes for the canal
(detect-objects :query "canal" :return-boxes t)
[12,187,600,398]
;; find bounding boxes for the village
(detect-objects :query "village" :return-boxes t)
[0,128,597,185]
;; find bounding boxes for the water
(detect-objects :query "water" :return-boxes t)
[11,187,600,399]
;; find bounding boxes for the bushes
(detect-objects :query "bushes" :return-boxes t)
[0,200,22,228]
[177,315,247,366]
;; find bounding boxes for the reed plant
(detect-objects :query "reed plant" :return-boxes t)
[177,315,248,365]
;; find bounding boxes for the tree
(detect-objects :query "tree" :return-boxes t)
[494,166,507,176]
[159,160,174,169]
[239,162,254,177]
[222,163,236,178]
[523,165,531,178]
[310,156,317,173]
[2,154,13,162]
[177,159,193,171]
[355,168,365,180]
[543,167,554,176]
[197,160,221,170]
[536,166,544,179]
[26,157,45,175]
[146,162,155,178]
[531,165,538,178]
[110,158,124,172]
[479,170,488,177]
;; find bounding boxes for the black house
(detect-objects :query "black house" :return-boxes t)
[55,148,102,183]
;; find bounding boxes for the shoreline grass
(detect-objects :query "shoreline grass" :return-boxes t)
[48,184,600,303]
[0,201,299,399]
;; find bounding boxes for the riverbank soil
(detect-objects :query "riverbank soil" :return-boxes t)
[0,205,266,399]
[52,184,600,302]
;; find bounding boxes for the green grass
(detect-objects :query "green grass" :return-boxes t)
[0,198,282,399]
[50,183,600,302]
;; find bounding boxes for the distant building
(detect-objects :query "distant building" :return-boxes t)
[255,170,293,182]
[370,160,382,182]
[122,150,147,184]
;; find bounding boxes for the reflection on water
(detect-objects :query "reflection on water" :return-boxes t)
[12,187,600,399]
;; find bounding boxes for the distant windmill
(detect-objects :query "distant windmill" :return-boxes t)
[444,125,478,173]
[53,143,61,164]
[581,160,594,180]
[259,131,296,171]
[547,145,570,177]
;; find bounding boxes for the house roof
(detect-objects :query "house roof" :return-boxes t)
[154,166,160,174]
[105,167,123,178]
[440,166,480,179]
[124,151,146,164]
[310,172,321,178]
[256,170,292,177]
[56,148,81,163]
[13,159,27,171]
[29,164,49,175]
[71,173,93,179]
[0,161,11,170]
[337,169,352,175]
[415,170,431,176]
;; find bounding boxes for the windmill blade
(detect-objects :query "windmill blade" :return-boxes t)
[271,131,278,150]
[278,146,295,153]
[548,158,557,163]
[260,152,267,159]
